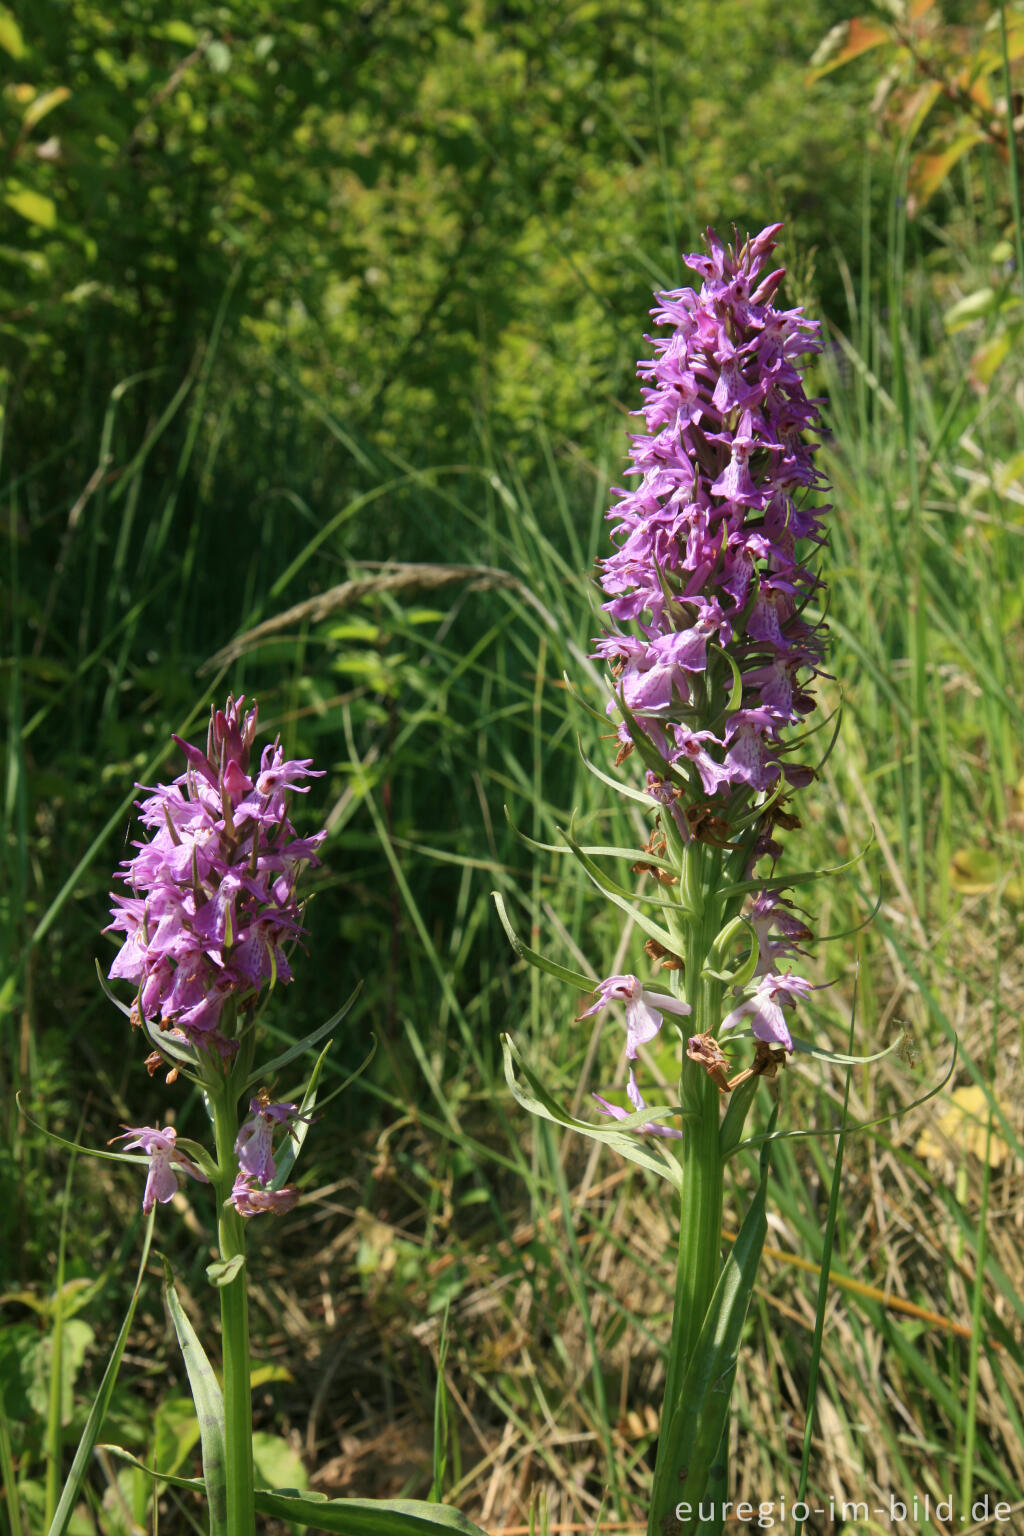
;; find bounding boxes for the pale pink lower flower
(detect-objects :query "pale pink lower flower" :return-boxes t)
[720,971,815,1052]
[594,1068,682,1139]
[110,1125,209,1214]
[578,973,691,1059]
[234,1097,302,1185]
[229,1172,299,1217]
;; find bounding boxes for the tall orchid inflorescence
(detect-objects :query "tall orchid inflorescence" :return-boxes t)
[587,222,828,1106]
[499,225,852,1536]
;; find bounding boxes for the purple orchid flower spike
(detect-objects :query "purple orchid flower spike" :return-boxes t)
[596,224,827,808]
[106,695,326,1056]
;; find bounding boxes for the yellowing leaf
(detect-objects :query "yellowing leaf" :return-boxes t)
[995,452,1024,491]
[807,15,892,81]
[950,846,1000,894]
[915,1086,1012,1168]
[4,186,57,229]
[970,328,1019,390]
[897,79,942,140]
[22,86,70,133]
[909,128,987,210]
[0,7,24,58]
[943,286,997,332]
[949,845,1024,901]
[160,21,198,45]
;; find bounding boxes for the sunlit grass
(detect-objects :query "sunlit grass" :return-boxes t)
[4,183,1024,1532]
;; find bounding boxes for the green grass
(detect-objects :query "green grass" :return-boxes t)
[4,163,1024,1536]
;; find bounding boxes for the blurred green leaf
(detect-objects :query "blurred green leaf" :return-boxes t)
[4,187,56,229]
[0,5,24,57]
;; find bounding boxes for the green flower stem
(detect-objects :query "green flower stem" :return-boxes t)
[210,1083,254,1536]
[648,845,728,1536]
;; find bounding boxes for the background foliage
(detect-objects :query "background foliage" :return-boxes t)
[4,0,1024,1531]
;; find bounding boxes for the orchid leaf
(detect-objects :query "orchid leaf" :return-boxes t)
[655,1117,773,1530]
[252,1490,490,1534]
[561,815,683,912]
[492,893,597,992]
[702,916,758,986]
[789,1033,903,1066]
[44,1215,155,1536]
[285,1035,377,1118]
[718,1074,762,1160]
[98,1446,203,1492]
[270,1036,335,1188]
[723,1028,903,1067]
[138,1015,203,1075]
[503,806,675,871]
[718,834,873,900]
[100,1448,490,1535]
[206,1256,246,1288]
[93,960,133,1017]
[558,825,687,947]
[242,983,362,1095]
[96,962,201,1073]
[162,1261,226,1536]
[15,1097,206,1181]
[577,740,659,808]
[560,669,614,726]
[502,1034,685,1188]
[730,1039,958,1158]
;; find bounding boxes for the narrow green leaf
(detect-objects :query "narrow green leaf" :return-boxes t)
[503,805,674,871]
[270,1036,336,1187]
[660,1123,773,1530]
[577,741,657,807]
[16,1095,200,1174]
[558,826,685,950]
[717,835,873,900]
[253,1489,491,1534]
[97,1447,201,1493]
[501,1034,684,1187]
[491,893,597,992]
[44,1214,155,1536]
[99,1450,490,1536]
[560,816,686,911]
[731,1039,958,1157]
[163,1262,226,1536]
[788,1034,903,1066]
[241,983,362,1095]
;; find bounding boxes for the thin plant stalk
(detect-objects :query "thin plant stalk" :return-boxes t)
[210,1083,254,1536]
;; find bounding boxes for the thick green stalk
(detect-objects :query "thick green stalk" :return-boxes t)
[647,849,726,1536]
[211,1085,254,1536]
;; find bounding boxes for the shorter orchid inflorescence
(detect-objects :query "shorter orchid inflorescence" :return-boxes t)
[101,696,336,1234]
[88,698,487,1534]
[107,696,325,1059]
